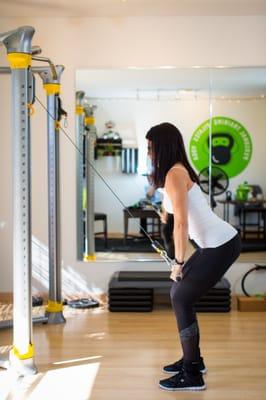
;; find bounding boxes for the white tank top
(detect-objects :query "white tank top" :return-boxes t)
[162,168,237,248]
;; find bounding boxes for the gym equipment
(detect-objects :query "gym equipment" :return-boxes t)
[0,25,67,375]
[108,271,231,312]
[0,296,45,330]
[67,298,99,309]
[84,104,97,261]
[0,67,68,325]
[76,91,86,260]
[75,93,98,261]
[36,65,66,324]
[0,25,37,376]
[151,241,183,281]
[241,264,266,297]
[199,166,229,208]
[32,296,43,307]
[238,264,266,311]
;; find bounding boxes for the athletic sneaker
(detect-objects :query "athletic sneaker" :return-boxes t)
[162,356,207,374]
[159,370,206,391]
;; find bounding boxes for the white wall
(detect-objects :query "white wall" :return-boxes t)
[0,16,266,294]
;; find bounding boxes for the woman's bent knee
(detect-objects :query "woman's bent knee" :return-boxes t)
[170,283,190,306]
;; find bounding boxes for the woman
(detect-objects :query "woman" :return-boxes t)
[146,122,241,392]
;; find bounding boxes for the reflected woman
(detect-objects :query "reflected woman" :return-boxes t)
[146,122,241,391]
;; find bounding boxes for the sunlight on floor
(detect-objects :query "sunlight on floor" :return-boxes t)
[53,355,102,365]
[0,362,100,400]
[85,332,106,340]
[0,345,12,354]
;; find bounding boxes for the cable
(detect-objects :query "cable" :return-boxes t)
[241,264,266,297]
[34,95,170,259]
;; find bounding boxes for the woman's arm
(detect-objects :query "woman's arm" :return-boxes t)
[165,169,189,279]
[146,185,156,199]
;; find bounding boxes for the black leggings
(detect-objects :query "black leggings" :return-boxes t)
[170,234,242,364]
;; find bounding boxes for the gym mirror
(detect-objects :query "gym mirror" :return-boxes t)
[75,67,266,262]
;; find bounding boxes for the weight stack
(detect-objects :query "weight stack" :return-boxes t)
[109,288,153,312]
[108,271,231,312]
[193,279,231,312]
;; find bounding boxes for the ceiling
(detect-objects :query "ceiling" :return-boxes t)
[76,67,266,99]
[0,0,266,17]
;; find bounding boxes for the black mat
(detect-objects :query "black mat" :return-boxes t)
[240,240,266,252]
[96,237,266,253]
[95,237,163,252]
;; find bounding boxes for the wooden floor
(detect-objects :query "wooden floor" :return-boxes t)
[0,305,266,399]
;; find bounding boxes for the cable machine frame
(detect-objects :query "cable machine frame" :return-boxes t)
[0,25,66,376]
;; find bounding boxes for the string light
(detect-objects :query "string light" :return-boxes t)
[87,94,266,102]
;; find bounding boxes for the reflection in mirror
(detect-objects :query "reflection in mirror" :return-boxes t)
[75,67,266,262]
[210,68,266,252]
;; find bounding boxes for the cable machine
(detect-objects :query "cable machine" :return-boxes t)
[0,25,67,375]
[83,104,97,260]
[75,91,86,260]
[75,95,98,260]
[0,25,37,376]
[35,65,66,324]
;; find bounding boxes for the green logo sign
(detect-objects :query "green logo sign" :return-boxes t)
[189,116,252,178]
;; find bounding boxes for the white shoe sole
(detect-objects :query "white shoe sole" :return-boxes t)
[162,367,208,374]
[159,383,207,391]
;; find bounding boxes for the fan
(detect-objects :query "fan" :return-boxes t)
[198,166,229,208]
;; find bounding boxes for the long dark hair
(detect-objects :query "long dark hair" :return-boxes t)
[146,122,199,188]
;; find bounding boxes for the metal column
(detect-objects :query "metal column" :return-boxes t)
[84,105,97,261]
[76,91,85,260]
[37,66,66,324]
[0,26,37,375]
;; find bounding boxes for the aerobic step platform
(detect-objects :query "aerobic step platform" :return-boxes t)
[108,271,231,312]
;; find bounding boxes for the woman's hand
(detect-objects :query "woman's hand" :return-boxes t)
[170,264,183,282]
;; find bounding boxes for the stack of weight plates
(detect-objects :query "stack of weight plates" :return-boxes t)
[108,271,231,312]
[194,279,231,312]
[109,287,153,312]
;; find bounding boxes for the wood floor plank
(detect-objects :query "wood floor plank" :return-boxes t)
[0,306,265,399]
